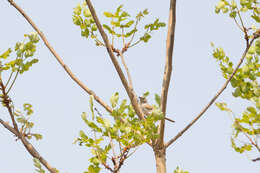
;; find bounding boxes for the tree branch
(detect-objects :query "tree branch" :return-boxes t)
[158,0,177,146]
[165,38,256,148]
[85,0,145,120]
[119,52,134,90]
[0,118,18,136]
[7,0,112,113]
[0,82,57,173]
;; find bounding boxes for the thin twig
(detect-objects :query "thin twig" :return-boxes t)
[121,28,125,46]
[6,66,20,94]
[157,0,177,147]
[128,21,139,46]
[233,17,244,32]
[235,120,260,152]
[126,147,138,159]
[108,132,117,165]
[118,52,133,88]
[236,8,246,30]
[7,0,112,113]
[5,71,14,88]
[85,0,145,120]
[165,38,256,148]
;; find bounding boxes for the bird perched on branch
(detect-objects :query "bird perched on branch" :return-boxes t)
[139,96,175,123]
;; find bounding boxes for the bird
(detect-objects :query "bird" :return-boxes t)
[139,96,175,123]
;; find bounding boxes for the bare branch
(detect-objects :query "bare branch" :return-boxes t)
[119,52,134,89]
[85,0,145,120]
[158,0,177,146]
[7,0,112,113]
[0,118,18,136]
[165,38,256,148]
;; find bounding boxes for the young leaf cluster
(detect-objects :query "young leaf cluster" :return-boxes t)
[75,93,162,173]
[212,42,260,107]
[0,32,39,74]
[173,167,189,173]
[33,158,46,173]
[216,102,259,154]
[72,2,165,49]
[0,33,41,141]
[214,0,260,159]
[13,103,43,141]
[33,159,61,173]
[72,2,99,44]
[215,0,260,23]
[213,44,260,155]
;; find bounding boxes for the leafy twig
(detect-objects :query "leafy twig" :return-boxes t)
[6,65,20,94]
[165,36,257,148]
[0,77,57,173]
[118,52,133,88]
[5,71,14,88]
[8,0,112,113]
[85,0,146,120]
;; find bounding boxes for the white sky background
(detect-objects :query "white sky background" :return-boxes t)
[0,0,259,173]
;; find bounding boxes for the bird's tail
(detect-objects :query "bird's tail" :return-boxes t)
[165,117,175,123]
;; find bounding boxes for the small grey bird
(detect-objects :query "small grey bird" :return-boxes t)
[139,96,175,123]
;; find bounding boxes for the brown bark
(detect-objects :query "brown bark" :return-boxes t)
[154,147,167,173]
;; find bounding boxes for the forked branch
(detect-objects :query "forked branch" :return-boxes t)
[7,0,112,113]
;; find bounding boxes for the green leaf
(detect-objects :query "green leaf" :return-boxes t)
[232,87,241,97]
[91,24,97,31]
[118,99,127,114]
[251,15,260,23]
[32,134,43,140]
[143,91,150,97]
[140,33,151,43]
[111,21,120,27]
[229,11,237,18]
[174,166,189,173]
[73,3,82,16]
[72,15,83,26]
[103,12,113,18]
[143,9,149,15]
[116,5,123,16]
[90,95,95,120]
[80,130,88,140]
[215,102,231,112]
[84,8,92,18]
[28,32,40,43]
[81,28,90,38]
[110,92,119,108]
[0,48,12,59]
[124,20,134,28]
[155,94,161,106]
[247,106,256,114]
[33,158,46,173]
[125,28,137,38]
[103,24,114,34]
[103,118,111,129]
[120,11,130,18]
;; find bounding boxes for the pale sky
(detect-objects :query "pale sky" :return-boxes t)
[0,0,259,173]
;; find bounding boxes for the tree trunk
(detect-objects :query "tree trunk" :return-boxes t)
[154,148,167,173]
